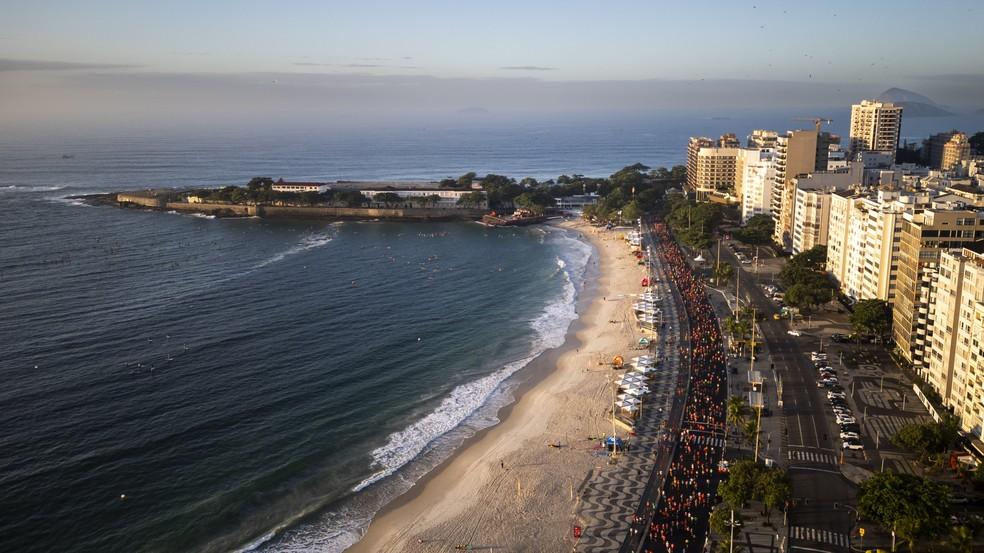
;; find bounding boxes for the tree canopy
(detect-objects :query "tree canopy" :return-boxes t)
[664,195,724,249]
[891,413,960,462]
[456,191,487,208]
[850,299,892,338]
[857,471,951,551]
[778,246,836,310]
[718,460,791,517]
[734,215,774,245]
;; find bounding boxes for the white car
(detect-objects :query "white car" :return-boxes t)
[842,440,864,451]
[827,392,847,399]
[811,352,828,361]
[836,416,857,425]
[840,432,860,440]
[788,330,802,337]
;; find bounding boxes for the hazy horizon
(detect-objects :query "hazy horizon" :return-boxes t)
[2,0,983,130]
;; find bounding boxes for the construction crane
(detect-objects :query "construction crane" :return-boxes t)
[792,117,833,133]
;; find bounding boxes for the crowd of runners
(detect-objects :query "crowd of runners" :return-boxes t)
[640,223,729,553]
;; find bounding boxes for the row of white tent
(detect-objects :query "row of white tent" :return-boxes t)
[613,355,660,413]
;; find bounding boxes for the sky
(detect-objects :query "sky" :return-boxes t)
[1,0,983,128]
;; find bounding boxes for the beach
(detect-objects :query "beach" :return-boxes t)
[348,220,650,552]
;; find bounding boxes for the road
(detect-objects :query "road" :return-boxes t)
[720,246,857,553]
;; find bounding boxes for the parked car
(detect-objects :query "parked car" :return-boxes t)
[840,424,861,433]
[840,431,860,440]
[836,416,857,425]
[830,333,849,343]
[788,330,802,337]
[811,352,828,361]
[842,440,864,451]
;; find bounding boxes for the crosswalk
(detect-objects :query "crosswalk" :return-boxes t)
[787,449,837,465]
[688,435,726,448]
[790,526,849,547]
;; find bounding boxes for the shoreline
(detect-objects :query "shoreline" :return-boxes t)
[347,219,644,552]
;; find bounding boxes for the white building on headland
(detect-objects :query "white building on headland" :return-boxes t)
[359,188,484,208]
[271,179,331,194]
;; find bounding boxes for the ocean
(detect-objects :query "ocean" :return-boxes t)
[1,110,980,552]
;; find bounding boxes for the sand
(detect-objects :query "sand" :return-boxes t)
[347,220,649,553]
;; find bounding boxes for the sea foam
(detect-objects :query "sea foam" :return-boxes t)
[249,227,592,553]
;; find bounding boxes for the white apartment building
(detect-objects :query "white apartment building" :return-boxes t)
[737,148,775,222]
[926,242,984,437]
[849,100,903,161]
[788,164,863,254]
[828,189,936,303]
[792,187,833,254]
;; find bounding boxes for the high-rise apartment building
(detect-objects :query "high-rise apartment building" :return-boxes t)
[924,130,961,169]
[943,132,971,172]
[892,206,984,372]
[771,130,819,247]
[788,164,862,254]
[687,136,715,192]
[849,100,903,161]
[925,242,984,437]
[747,129,778,150]
[687,135,739,201]
[737,148,775,222]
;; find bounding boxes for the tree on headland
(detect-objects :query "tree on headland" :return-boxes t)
[372,192,403,206]
[456,191,487,208]
[424,194,443,208]
[334,190,367,207]
[457,172,477,188]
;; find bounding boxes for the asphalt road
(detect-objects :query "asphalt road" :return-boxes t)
[720,246,858,553]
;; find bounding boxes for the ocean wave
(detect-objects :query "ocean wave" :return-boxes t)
[0,184,66,193]
[254,228,592,553]
[352,227,590,492]
[352,352,537,493]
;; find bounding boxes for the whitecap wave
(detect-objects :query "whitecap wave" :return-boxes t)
[0,184,66,193]
[253,228,592,553]
[253,232,335,270]
[353,228,591,493]
[190,213,216,219]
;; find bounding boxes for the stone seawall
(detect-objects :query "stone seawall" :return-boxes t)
[116,194,484,221]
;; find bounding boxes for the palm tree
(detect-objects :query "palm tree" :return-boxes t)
[727,396,747,430]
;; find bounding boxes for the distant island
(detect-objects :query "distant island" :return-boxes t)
[876,87,955,117]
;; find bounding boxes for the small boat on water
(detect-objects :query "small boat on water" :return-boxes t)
[481,208,546,227]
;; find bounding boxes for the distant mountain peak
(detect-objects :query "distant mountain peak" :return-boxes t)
[875,87,954,117]
[877,87,937,105]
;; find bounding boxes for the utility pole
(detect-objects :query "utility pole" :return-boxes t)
[729,509,736,553]
[735,265,741,313]
[752,310,763,462]
[716,239,722,286]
